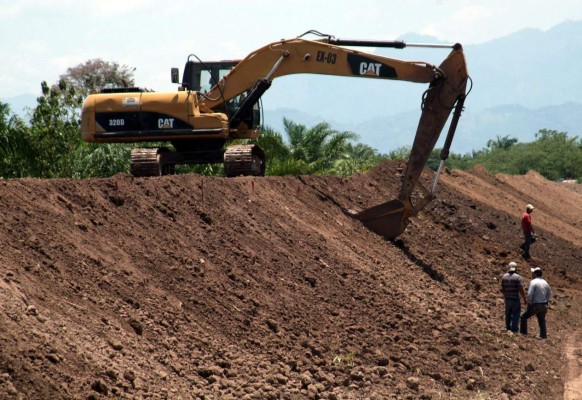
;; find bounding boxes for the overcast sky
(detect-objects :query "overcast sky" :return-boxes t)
[2,0,582,98]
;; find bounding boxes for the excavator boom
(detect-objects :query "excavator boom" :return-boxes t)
[200,37,442,110]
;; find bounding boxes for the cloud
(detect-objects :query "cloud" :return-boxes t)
[87,0,156,16]
[22,40,49,54]
[421,5,497,43]
[0,2,22,20]
[0,0,78,18]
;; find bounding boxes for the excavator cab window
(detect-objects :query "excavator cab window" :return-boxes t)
[178,60,239,92]
[176,59,260,129]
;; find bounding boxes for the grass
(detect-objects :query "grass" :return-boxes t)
[332,352,356,367]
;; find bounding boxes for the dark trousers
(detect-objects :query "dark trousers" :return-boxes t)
[504,298,521,332]
[520,303,548,338]
[521,233,533,258]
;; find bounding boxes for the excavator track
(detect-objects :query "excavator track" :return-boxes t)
[224,144,265,177]
[130,148,174,177]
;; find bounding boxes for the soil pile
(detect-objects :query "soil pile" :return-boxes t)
[0,161,581,400]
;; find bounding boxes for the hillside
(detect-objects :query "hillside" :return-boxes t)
[0,162,581,399]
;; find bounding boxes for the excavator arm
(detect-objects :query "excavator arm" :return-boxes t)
[353,44,468,238]
[200,35,468,239]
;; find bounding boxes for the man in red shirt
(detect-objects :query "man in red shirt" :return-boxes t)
[520,204,536,259]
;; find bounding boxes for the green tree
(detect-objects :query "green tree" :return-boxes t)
[60,59,136,97]
[443,129,582,182]
[529,129,581,180]
[75,143,132,177]
[331,143,384,177]
[444,151,477,171]
[260,118,360,175]
[284,118,358,172]
[255,126,291,169]
[26,80,84,177]
[14,60,138,178]
[387,146,411,160]
[254,119,382,176]
[0,102,35,178]
[486,135,518,151]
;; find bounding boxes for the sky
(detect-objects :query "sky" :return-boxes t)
[2,0,582,99]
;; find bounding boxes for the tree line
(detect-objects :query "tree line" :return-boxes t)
[1,60,581,182]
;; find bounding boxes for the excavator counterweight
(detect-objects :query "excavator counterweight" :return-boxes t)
[80,31,469,239]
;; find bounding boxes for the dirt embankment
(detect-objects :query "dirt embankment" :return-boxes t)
[0,161,581,399]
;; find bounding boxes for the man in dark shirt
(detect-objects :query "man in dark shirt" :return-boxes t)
[500,261,527,333]
[520,204,536,260]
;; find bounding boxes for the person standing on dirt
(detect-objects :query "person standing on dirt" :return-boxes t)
[500,261,527,333]
[520,267,552,339]
[520,204,536,260]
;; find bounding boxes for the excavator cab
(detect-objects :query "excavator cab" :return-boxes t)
[173,60,239,92]
[171,60,261,130]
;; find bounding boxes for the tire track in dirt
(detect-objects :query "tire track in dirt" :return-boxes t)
[564,330,582,400]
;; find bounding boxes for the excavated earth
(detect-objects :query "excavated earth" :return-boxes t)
[0,161,581,400]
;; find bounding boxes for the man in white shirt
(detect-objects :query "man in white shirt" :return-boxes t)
[520,267,553,339]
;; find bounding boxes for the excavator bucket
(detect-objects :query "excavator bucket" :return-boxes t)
[348,199,410,239]
[349,44,468,240]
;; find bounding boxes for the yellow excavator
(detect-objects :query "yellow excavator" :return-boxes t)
[81,31,469,239]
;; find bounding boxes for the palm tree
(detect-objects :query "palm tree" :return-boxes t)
[256,118,383,176]
[487,135,518,151]
[282,118,358,173]
[331,143,384,177]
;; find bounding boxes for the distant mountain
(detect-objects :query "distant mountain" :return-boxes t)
[263,102,582,154]
[466,19,582,110]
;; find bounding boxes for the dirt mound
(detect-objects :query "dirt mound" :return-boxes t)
[0,161,581,399]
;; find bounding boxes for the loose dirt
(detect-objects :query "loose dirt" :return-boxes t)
[0,161,581,399]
